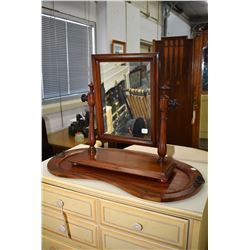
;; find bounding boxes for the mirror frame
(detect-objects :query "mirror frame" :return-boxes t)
[92,53,159,146]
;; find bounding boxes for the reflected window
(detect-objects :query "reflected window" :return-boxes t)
[202,44,208,92]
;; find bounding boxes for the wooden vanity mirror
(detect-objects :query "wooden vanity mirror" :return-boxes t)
[92,53,159,147]
[47,53,205,202]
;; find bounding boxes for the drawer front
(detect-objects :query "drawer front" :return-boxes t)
[100,200,188,249]
[42,213,97,248]
[42,235,74,250]
[101,227,178,250]
[42,184,96,221]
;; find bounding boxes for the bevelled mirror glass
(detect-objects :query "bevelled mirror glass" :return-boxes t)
[92,53,159,146]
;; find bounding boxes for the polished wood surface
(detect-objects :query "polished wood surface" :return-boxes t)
[49,148,174,182]
[47,148,204,202]
[47,128,88,150]
[157,87,169,161]
[87,82,96,156]
[153,37,194,147]
[191,30,208,147]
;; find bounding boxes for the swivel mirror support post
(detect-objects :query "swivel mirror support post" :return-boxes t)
[157,85,169,162]
[87,82,96,157]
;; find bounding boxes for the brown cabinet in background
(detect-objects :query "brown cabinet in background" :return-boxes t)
[153,32,208,148]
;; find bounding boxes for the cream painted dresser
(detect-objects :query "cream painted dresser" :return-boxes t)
[42,144,208,250]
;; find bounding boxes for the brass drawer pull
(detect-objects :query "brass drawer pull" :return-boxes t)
[133,223,143,231]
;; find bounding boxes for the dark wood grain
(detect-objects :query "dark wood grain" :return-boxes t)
[191,30,208,148]
[87,82,96,156]
[153,37,194,147]
[157,90,169,161]
[47,148,205,202]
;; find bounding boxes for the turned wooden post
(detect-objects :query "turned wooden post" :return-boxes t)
[157,85,169,162]
[87,82,96,157]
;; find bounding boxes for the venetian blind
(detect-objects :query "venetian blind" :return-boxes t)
[42,12,94,102]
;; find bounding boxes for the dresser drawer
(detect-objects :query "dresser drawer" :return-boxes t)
[42,183,96,221]
[101,227,178,250]
[42,235,75,250]
[42,210,98,248]
[100,200,188,249]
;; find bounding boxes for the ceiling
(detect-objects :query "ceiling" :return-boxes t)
[166,1,208,26]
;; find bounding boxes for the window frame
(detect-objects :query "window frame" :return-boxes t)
[41,8,96,104]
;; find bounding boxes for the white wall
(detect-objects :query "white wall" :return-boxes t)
[96,1,127,54]
[166,11,191,38]
[96,1,161,53]
[107,1,126,48]
[44,106,85,133]
[42,1,96,22]
[126,3,140,53]
[96,1,108,53]
[140,15,161,42]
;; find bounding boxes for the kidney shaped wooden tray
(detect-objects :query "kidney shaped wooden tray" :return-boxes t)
[47,148,205,202]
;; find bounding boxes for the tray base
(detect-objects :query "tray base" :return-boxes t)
[47,148,205,202]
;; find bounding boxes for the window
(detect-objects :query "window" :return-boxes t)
[42,9,95,103]
[140,39,152,53]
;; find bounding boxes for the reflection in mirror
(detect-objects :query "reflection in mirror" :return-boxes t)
[100,61,151,140]
[92,53,159,146]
